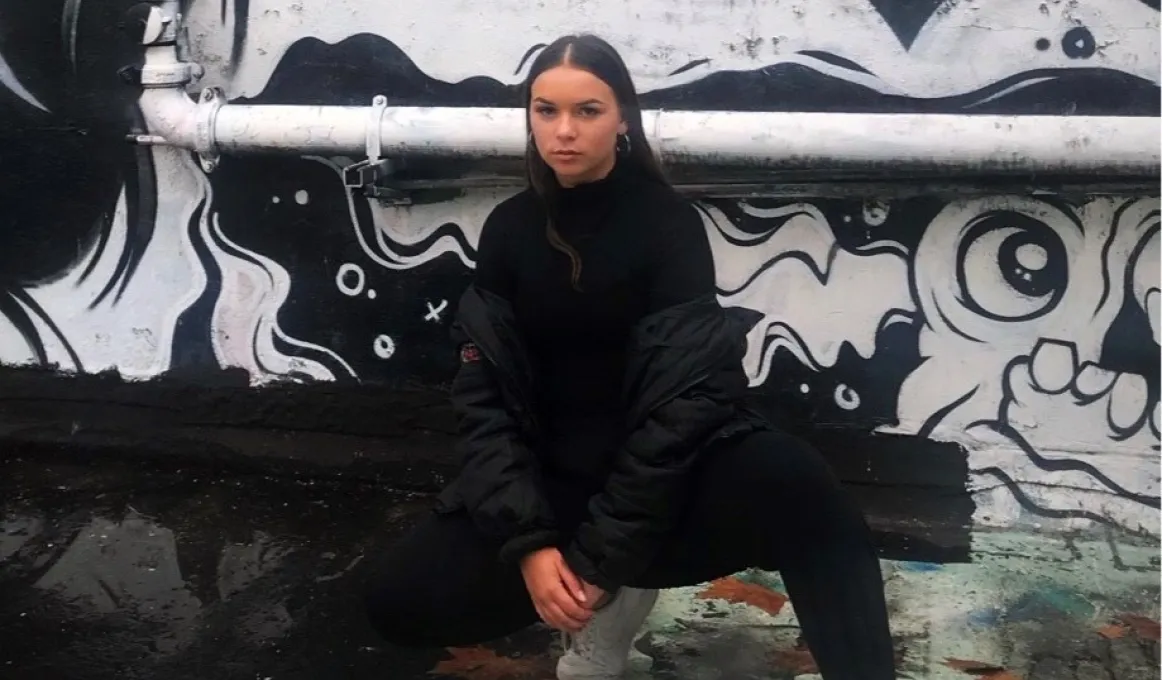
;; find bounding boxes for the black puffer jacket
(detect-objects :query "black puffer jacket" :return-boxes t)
[435,284,767,591]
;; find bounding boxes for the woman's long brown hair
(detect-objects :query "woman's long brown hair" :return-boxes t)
[523,34,668,290]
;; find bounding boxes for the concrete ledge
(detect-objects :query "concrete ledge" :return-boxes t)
[0,365,973,563]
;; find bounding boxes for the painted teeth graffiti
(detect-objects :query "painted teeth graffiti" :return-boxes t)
[0,0,1159,537]
[702,195,1161,534]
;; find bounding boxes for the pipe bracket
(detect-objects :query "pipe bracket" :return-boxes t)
[194,87,225,172]
[128,1,182,46]
[342,95,410,203]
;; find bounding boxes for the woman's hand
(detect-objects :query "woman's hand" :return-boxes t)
[519,547,593,632]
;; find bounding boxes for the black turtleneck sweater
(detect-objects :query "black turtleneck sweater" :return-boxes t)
[474,163,716,488]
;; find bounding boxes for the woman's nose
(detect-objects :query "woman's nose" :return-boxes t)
[555,116,577,139]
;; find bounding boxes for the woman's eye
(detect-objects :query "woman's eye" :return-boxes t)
[579,107,600,117]
[535,106,556,116]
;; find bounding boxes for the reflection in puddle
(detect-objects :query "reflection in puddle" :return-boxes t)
[33,512,204,654]
[217,530,293,601]
[3,509,308,656]
[218,530,297,642]
[0,462,414,678]
[0,516,43,562]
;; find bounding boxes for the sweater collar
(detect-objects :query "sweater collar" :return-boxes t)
[554,160,630,214]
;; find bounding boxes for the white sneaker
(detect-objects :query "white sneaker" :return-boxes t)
[556,587,659,679]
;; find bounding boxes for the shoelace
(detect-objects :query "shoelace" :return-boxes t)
[560,628,596,658]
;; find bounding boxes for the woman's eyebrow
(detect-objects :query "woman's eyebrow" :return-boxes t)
[532,97,605,106]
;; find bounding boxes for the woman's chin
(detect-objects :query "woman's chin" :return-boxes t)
[550,162,609,187]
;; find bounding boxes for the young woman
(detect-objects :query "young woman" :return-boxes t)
[364,34,897,680]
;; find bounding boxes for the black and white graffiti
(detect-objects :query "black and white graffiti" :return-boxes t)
[0,0,1159,533]
[698,196,1160,533]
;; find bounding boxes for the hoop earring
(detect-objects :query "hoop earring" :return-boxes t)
[616,133,631,156]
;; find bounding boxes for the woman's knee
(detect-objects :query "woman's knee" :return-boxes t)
[360,512,530,648]
[727,430,844,497]
[363,581,411,644]
[359,518,460,648]
[718,430,870,529]
[363,578,439,648]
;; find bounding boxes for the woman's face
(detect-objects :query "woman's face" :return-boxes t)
[529,64,628,187]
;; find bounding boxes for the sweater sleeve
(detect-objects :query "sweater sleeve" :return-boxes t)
[474,205,516,300]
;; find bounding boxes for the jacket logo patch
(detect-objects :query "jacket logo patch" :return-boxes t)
[460,343,482,363]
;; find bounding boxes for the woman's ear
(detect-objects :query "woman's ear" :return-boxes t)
[618,119,629,135]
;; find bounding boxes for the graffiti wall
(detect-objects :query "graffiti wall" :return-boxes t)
[0,0,1158,539]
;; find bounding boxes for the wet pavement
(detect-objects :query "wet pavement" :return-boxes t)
[0,453,468,680]
[1,452,1158,680]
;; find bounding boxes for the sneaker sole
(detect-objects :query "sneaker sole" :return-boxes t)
[556,653,624,680]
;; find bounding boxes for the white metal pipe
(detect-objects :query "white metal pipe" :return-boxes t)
[188,104,1162,175]
[647,110,1161,174]
[212,105,370,154]
[133,3,1158,177]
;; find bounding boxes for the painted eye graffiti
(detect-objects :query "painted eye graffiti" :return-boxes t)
[956,211,1068,322]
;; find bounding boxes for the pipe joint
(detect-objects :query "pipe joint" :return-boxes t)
[136,85,223,170]
[139,61,204,87]
[130,3,220,169]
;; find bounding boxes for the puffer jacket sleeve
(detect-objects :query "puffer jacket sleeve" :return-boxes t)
[444,204,560,565]
[560,311,747,590]
[448,333,561,564]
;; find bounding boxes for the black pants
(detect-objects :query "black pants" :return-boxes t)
[364,429,896,679]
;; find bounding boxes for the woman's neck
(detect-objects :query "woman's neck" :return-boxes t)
[550,160,628,233]
[555,161,625,203]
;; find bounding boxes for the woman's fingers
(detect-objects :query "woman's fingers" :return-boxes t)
[551,586,592,624]
[533,598,571,632]
[544,602,586,633]
[555,560,587,606]
[533,604,549,627]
